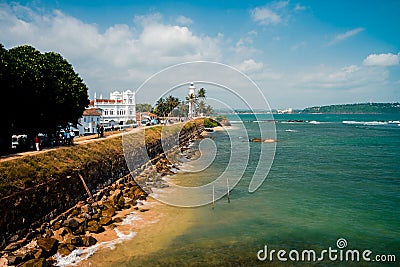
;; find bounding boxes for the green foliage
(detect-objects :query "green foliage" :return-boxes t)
[0,44,89,152]
[204,105,214,116]
[153,95,180,117]
[136,103,153,112]
[197,87,206,99]
[302,103,400,114]
[204,118,219,128]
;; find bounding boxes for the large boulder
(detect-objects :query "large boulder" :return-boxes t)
[99,216,113,226]
[62,218,79,230]
[82,236,97,247]
[37,237,58,256]
[87,220,104,233]
[102,207,116,218]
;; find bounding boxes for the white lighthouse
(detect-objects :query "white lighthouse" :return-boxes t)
[188,82,196,118]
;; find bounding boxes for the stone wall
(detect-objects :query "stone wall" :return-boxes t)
[0,122,203,250]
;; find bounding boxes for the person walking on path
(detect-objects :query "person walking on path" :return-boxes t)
[34,135,40,151]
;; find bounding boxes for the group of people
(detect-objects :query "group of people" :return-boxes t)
[33,130,75,151]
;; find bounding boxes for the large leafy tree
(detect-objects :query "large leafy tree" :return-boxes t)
[136,103,153,112]
[0,44,89,153]
[153,96,180,117]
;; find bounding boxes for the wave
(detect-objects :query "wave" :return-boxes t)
[55,245,100,267]
[308,120,321,124]
[342,121,389,126]
[285,129,298,132]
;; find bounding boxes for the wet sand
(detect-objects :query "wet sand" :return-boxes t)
[69,197,195,267]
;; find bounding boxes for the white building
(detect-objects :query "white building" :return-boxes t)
[188,82,196,118]
[77,108,102,135]
[90,90,136,126]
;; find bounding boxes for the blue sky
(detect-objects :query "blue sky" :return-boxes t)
[1,0,399,109]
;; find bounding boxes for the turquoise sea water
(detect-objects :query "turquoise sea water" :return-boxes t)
[109,114,400,266]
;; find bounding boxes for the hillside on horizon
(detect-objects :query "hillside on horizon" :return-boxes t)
[302,102,400,114]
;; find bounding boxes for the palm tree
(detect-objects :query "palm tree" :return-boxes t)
[166,95,180,116]
[197,100,206,116]
[154,97,166,117]
[204,105,214,116]
[197,87,206,100]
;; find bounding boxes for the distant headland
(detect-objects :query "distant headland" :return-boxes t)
[302,102,400,114]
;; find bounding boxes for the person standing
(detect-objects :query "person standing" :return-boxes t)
[65,130,71,145]
[34,135,40,151]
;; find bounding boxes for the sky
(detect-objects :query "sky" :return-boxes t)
[0,0,399,109]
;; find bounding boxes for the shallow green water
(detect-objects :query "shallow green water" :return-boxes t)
[113,114,400,266]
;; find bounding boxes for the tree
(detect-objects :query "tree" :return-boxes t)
[204,105,214,116]
[136,103,153,112]
[165,95,180,116]
[197,87,206,100]
[197,100,206,116]
[0,44,89,153]
[153,97,166,117]
[153,96,180,117]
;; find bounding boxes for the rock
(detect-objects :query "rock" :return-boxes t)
[81,236,97,247]
[87,221,104,233]
[80,204,91,213]
[139,209,149,213]
[37,238,58,255]
[62,218,79,230]
[73,217,86,225]
[9,234,20,243]
[99,217,113,226]
[102,207,116,218]
[44,229,53,238]
[73,226,84,235]
[113,217,123,223]
[70,209,80,217]
[57,244,72,256]
[4,241,22,252]
[64,234,83,246]
[18,258,48,267]
[92,213,101,220]
[52,221,62,231]
[33,249,45,259]
[6,254,23,266]
[76,201,85,210]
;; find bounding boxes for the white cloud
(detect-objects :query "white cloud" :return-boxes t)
[363,52,400,66]
[273,1,290,9]
[133,12,163,26]
[0,5,222,95]
[329,27,364,45]
[294,4,306,11]
[235,59,264,73]
[298,64,387,90]
[176,15,193,25]
[251,6,281,25]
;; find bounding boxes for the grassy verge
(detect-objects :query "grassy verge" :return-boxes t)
[0,119,204,198]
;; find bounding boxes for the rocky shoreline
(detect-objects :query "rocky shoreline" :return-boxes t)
[1,128,204,267]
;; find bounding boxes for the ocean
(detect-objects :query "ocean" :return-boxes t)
[70,113,400,266]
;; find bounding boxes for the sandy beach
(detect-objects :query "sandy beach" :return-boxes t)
[67,197,194,267]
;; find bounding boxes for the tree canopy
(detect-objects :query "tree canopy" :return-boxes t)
[136,103,153,113]
[0,44,89,152]
[153,95,180,117]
